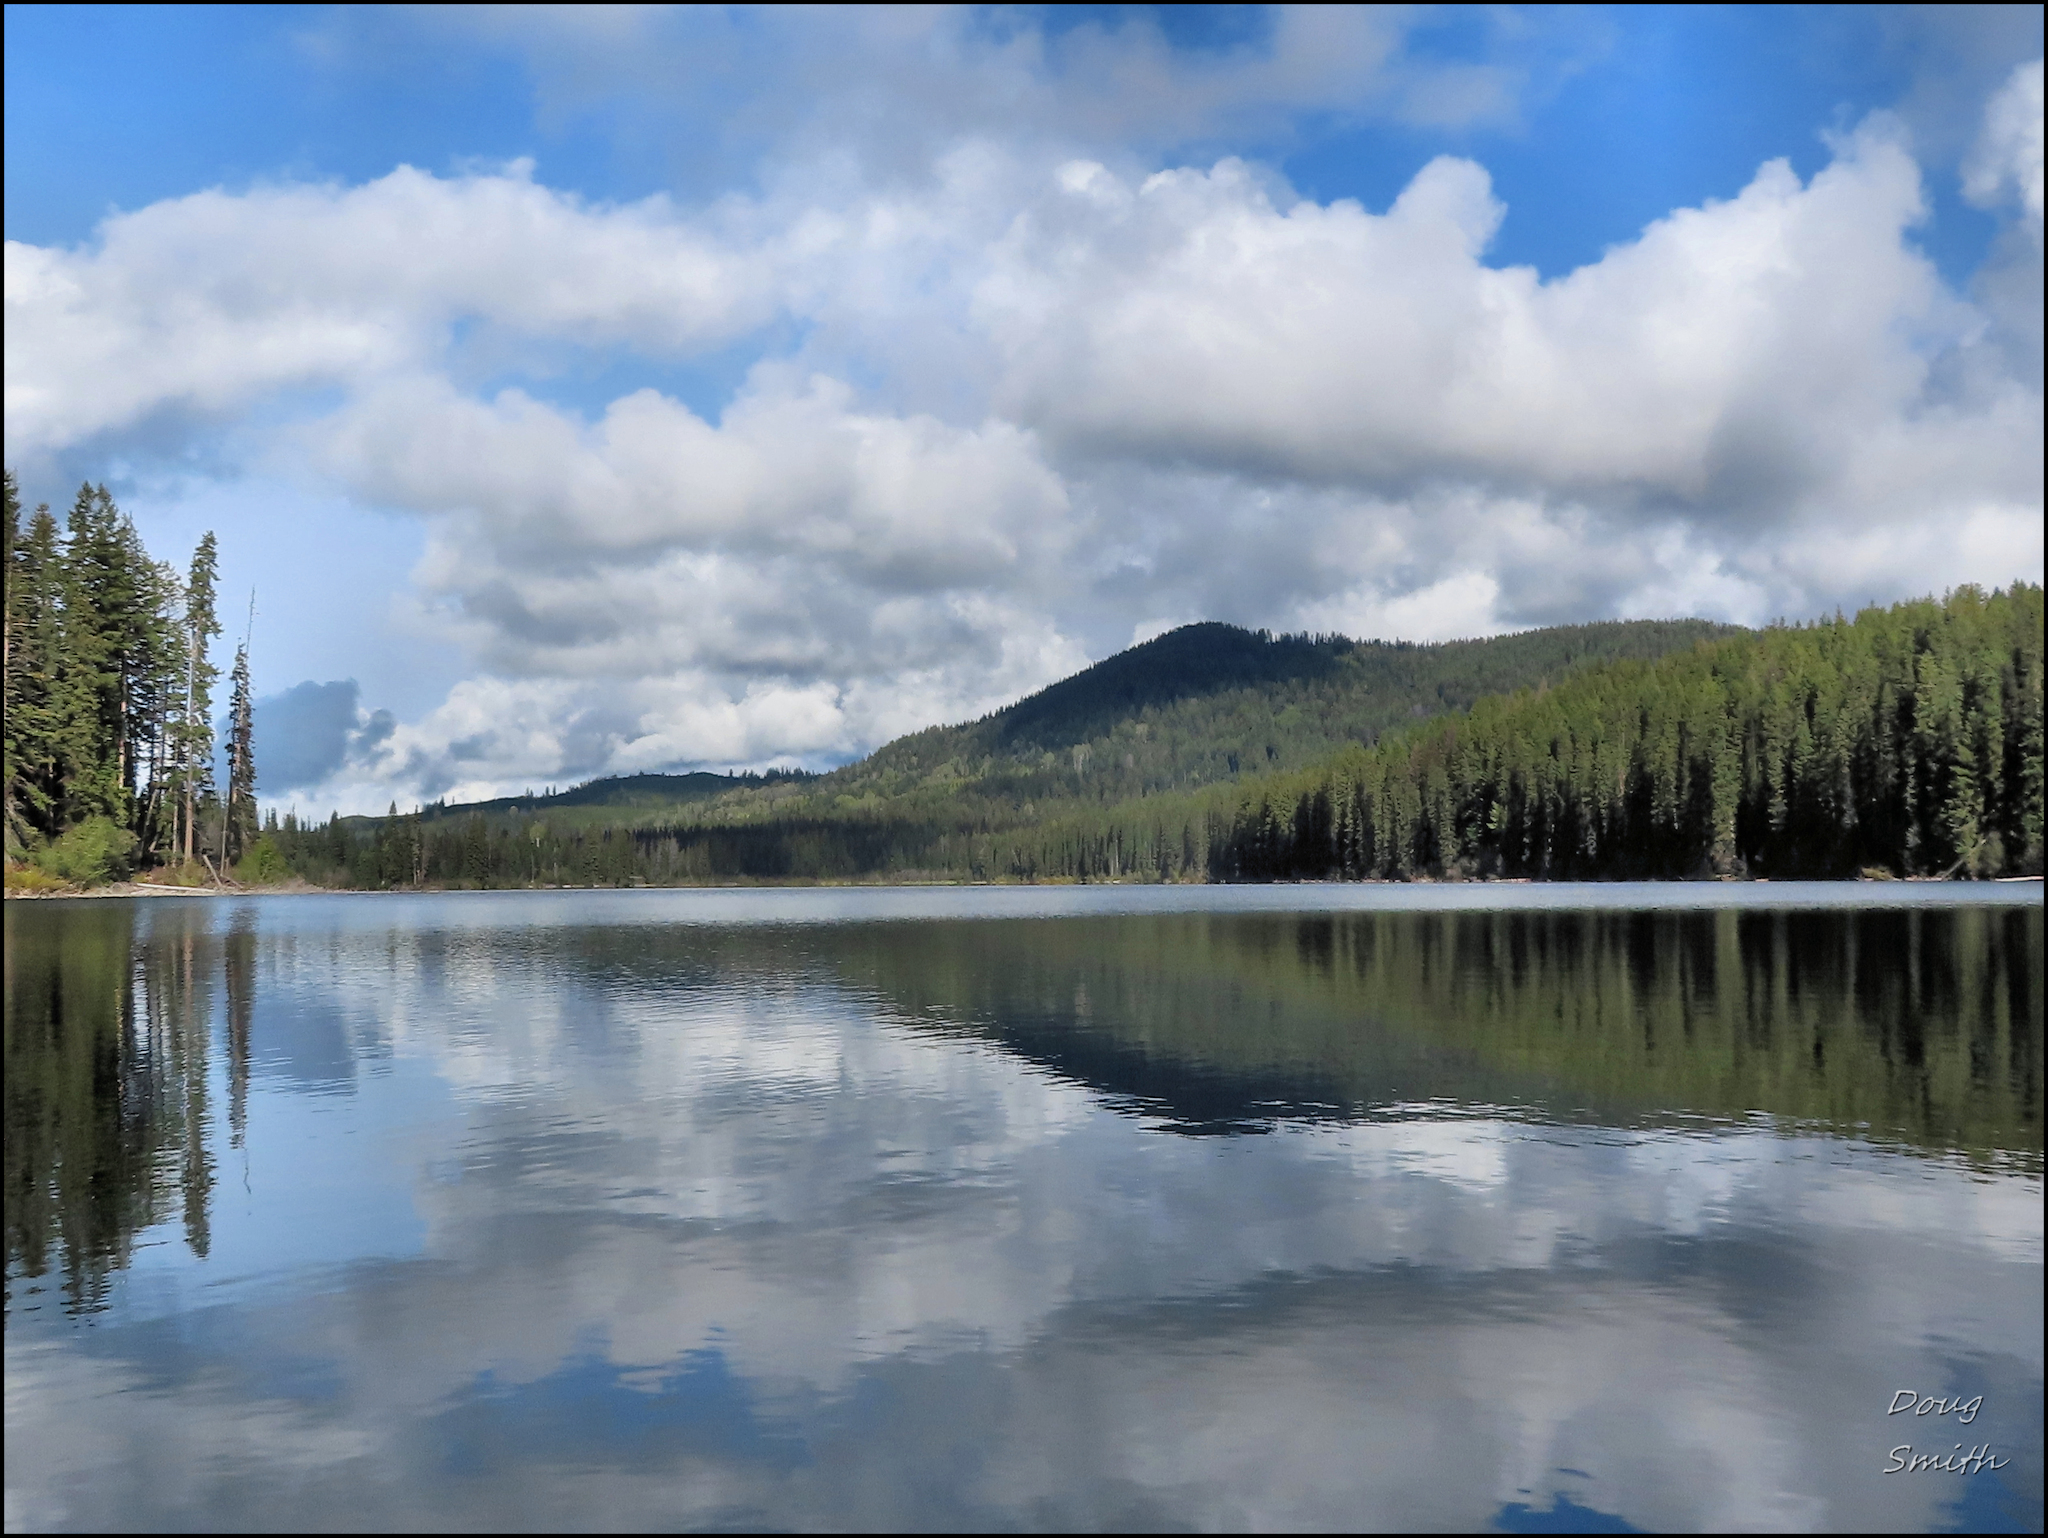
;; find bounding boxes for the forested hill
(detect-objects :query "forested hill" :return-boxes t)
[274,614,1733,886]
[984,619,1731,754]
[409,769,816,824]
[392,615,1738,831]
[1211,584,2043,882]
[264,581,2039,884]
[986,623,1356,749]
[265,587,2040,888]
[830,616,1734,809]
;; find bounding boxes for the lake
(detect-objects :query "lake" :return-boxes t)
[4,884,2042,1533]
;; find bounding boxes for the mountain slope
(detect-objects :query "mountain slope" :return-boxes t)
[1206,583,2044,881]
[277,613,1745,885]
[985,623,1351,750]
[784,617,1736,813]
[410,770,816,827]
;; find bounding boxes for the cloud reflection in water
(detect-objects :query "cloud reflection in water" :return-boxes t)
[3,890,2041,1532]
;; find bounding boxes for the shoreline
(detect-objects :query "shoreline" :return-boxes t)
[8,873,2041,900]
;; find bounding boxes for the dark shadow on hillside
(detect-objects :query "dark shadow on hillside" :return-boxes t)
[988,622,1355,751]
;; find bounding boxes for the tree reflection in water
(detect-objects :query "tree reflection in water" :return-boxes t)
[4,901,254,1313]
[3,897,2039,1320]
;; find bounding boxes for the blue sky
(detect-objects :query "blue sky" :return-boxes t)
[5,5,2042,811]
[7,7,2031,278]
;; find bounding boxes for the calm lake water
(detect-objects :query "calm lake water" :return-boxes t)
[5,884,2042,1533]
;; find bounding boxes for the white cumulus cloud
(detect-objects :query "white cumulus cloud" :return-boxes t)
[5,60,2042,811]
[3,163,774,459]
[1964,58,2045,234]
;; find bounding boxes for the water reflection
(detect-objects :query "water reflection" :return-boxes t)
[833,906,2043,1154]
[3,902,251,1309]
[3,890,2042,1533]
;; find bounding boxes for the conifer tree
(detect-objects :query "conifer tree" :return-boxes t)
[225,635,256,867]
[1,472,24,849]
[1,474,215,873]
[5,504,66,844]
[177,533,221,867]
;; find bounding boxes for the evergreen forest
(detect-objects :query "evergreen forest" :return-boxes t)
[3,472,258,888]
[256,586,2041,889]
[1215,584,2042,882]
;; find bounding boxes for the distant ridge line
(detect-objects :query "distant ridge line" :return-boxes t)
[402,616,1735,820]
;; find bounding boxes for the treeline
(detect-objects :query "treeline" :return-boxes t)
[1215,584,2044,881]
[271,586,2043,890]
[264,805,996,888]
[2,471,256,885]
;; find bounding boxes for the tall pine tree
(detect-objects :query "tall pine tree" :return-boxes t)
[176,533,221,867]
[5,466,250,881]
[224,628,256,868]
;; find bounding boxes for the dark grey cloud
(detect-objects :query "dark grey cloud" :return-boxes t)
[1875,4,2045,165]
[232,679,395,795]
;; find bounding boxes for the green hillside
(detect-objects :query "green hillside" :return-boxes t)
[269,616,1736,886]
[411,769,816,827]
[262,588,2043,887]
[799,616,1733,811]
[1209,583,2043,881]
